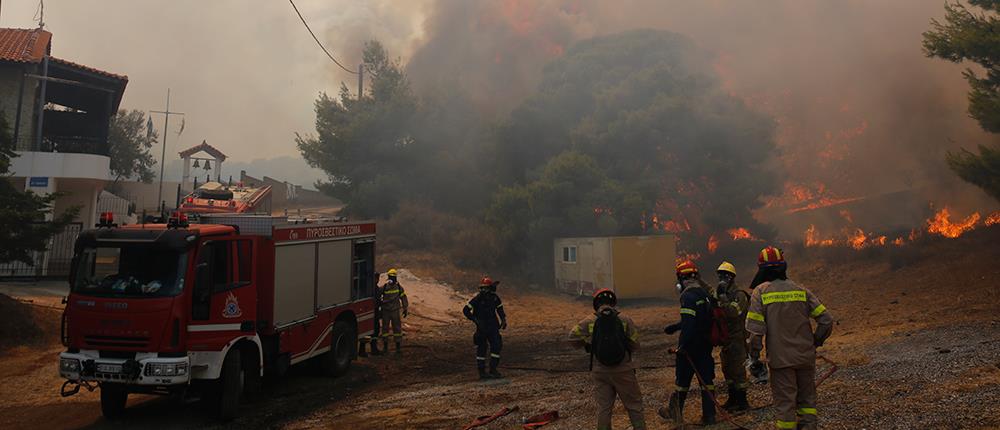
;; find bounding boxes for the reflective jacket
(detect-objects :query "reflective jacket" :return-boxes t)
[745,279,833,368]
[379,280,409,312]
[677,279,714,352]
[463,291,506,331]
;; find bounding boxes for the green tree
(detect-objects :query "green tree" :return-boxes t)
[108,109,158,184]
[492,30,778,262]
[297,40,418,218]
[487,151,645,279]
[0,112,78,265]
[924,1,1000,200]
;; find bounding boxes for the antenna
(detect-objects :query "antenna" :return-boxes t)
[33,0,45,29]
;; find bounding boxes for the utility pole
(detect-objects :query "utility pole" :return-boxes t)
[150,89,184,213]
[358,63,364,100]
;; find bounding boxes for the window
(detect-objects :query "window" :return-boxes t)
[72,246,187,298]
[208,241,231,289]
[562,246,577,263]
[235,240,253,285]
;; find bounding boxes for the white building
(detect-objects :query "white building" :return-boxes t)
[1,27,128,229]
[1,27,128,276]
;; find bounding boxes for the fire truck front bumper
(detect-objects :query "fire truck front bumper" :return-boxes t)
[59,350,190,386]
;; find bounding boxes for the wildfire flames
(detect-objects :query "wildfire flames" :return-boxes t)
[804,207,1000,249]
[727,227,759,241]
[707,235,719,254]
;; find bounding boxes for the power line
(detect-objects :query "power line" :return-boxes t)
[288,0,357,75]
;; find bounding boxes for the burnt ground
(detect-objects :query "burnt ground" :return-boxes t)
[1,228,999,429]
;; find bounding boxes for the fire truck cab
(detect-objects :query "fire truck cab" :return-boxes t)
[58,214,377,420]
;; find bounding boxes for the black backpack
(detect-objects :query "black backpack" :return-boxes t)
[590,310,630,368]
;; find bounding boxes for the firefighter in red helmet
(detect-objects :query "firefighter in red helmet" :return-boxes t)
[463,276,507,379]
[569,289,645,430]
[746,247,833,430]
[659,261,717,425]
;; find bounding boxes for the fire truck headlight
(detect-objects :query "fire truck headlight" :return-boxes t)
[145,363,188,377]
[60,358,81,373]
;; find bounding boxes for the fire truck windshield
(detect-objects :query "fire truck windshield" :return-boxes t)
[72,246,188,298]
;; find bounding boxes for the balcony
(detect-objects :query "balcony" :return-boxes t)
[14,135,108,156]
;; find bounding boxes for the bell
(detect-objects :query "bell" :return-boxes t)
[192,159,200,168]
[203,160,212,170]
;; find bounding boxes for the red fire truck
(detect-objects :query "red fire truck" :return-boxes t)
[58,213,377,420]
[179,181,272,215]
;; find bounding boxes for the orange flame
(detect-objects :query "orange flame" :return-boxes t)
[804,225,834,247]
[726,227,758,241]
[847,228,867,250]
[926,207,980,239]
[707,235,719,254]
[987,211,1000,227]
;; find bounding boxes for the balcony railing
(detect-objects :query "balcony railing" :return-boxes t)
[14,135,108,156]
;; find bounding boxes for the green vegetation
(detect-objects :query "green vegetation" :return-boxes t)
[108,109,158,184]
[301,30,780,282]
[924,1,1000,201]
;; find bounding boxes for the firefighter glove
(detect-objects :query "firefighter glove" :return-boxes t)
[664,323,680,335]
[500,320,508,330]
[403,308,408,318]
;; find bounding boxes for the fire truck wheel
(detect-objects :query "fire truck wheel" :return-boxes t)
[218,349,244,421]
[100,384,128,420]
[323,321,355,377]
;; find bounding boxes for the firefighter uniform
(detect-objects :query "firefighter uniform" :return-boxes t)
[716,263,751,411]
[665,277,718,425]
[379,276,409,353]
[463,278,507,378]
[746,248,833,430]
[569,290,646,430]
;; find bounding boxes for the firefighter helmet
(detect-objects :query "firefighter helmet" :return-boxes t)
[592,288,617,310]
[717,261,736,276]
[387,268,398,277]
[758,246,786,268]
[676,261,699,277]
[480,276,494,287]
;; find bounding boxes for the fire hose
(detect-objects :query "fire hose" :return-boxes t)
[672,348,753,430]
[461,405,518,430]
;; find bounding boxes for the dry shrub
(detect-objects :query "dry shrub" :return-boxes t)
[380,202,500,271]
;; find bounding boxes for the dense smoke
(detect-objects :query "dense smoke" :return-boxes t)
[385,0,1000,239]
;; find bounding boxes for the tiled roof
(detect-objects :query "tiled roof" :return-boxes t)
[179,140,228,161]
[0,27,51,63]
[50,56,127,82]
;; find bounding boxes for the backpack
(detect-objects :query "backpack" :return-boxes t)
[707,295,730,346]
[590,310,630,368]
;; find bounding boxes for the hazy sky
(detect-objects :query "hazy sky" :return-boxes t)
[0,0,425,168]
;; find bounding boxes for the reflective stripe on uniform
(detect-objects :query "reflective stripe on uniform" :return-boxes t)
[797,407,817,415]
[761,290,806,305]
[680,308,697,316]
[496,304,503,309]
[810,304,827,317]
[747,311,765,322]
[703,385,715,391]
[466,303,474,310]
[383,289,401,294]
[476,356,487,361]
[490,353,500,359]
[675,385,690,392]
[776,420,797,429]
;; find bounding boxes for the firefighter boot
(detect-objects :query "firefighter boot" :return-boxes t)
[381,337,389,354]
[488,356,502,379]
[394,340,402,354]
[358,339,369,357]
[724,388,750,413]
[370,339,383,356]
[657,391,686,423]
[700,389,717,425]
[477,361,489,380]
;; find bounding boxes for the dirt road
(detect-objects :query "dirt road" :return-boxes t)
[2,231,999,429]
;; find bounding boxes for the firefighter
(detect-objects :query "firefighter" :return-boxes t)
[569,289,646,430]
[746,247,833,430]
[378,268,409,354]
[463,277,507,379]
[715,261,751,412]
[659,261,717,425]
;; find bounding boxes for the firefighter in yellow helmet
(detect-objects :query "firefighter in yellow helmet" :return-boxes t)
[746,247,833,430]
[715,261,752,412]
[378,268,409,354]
